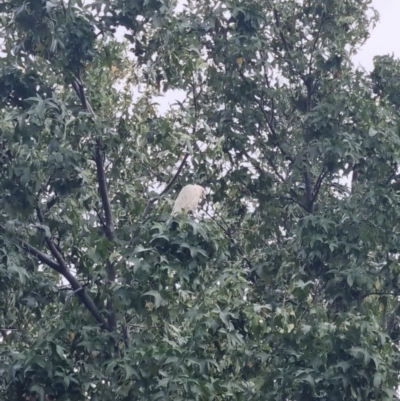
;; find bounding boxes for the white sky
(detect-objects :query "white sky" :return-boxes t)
[352,0,400,71]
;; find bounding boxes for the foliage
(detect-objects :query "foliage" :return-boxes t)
[0,0,400,400]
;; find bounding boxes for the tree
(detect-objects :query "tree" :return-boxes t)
[0,0,400,400]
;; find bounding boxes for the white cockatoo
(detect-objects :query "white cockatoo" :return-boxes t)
[171,184,206,216]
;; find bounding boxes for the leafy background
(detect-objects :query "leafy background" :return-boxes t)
[1,0,400,400]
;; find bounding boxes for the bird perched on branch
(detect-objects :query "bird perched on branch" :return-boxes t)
[171,184,206,216]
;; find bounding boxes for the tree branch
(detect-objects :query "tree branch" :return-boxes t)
[95,144,117,330]
[237,69,294,163]
[312,168,328,203]
[131,77,202,246]
[71,76,117,331]
[8,232,110,331]
[129,152,190,247]
[94,143,115,242]
[161,153,190,197]
[303,168,313,213]
[71,76,94,115]
[204,208,253,268]
[33,207,110,331]
[71,81,115,243]
[273,8,291,54]
[21,241,63,273]
[61,265,110,331]
[36,207,66,265]
[122,316,130,348]
[308,12,325,77]
[145,152,189,218]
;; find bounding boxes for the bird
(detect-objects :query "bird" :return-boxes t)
[171,184,206,216]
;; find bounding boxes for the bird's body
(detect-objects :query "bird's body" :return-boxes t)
[171,184,206,215]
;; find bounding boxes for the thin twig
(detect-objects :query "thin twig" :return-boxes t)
[141,152,190,221]
[129,152,190,247]
[160,153,190,197]
[294,305,310,330]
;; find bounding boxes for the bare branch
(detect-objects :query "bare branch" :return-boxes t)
[385,162,398,185]
[71,80,83,105]
[60,0,66,14]
[330,181,350,195]
[71,75,117,331]
[281,195,309,212]
[71,80,115,243]
[62,267,110,330]
[21,241,63,273]
[300,18,326,212]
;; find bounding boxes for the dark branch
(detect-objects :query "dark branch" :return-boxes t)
[130,152,190,247]
[34,207,111,330]
[0,223,62,273]
[94,143,115,242]
[36,207,66,266]
[141,152,189,220]
[122,317,130,348]
[13,234,110,330]
[273,9,291,53]
[71,77,94,115]
[71,80,84,106]
[71,75,117,331]
[71,80,114,243]
[312,168,328,203]
[308,13,326,77]
[303,168,313,213]
[62,267,110,330]
[237,69,294,163]
[21,241,63,273]
[132,78,202,246]
[203,209,255,278]
[161,153,190,197]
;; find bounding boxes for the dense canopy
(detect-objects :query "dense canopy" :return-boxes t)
[1,0,400,400]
